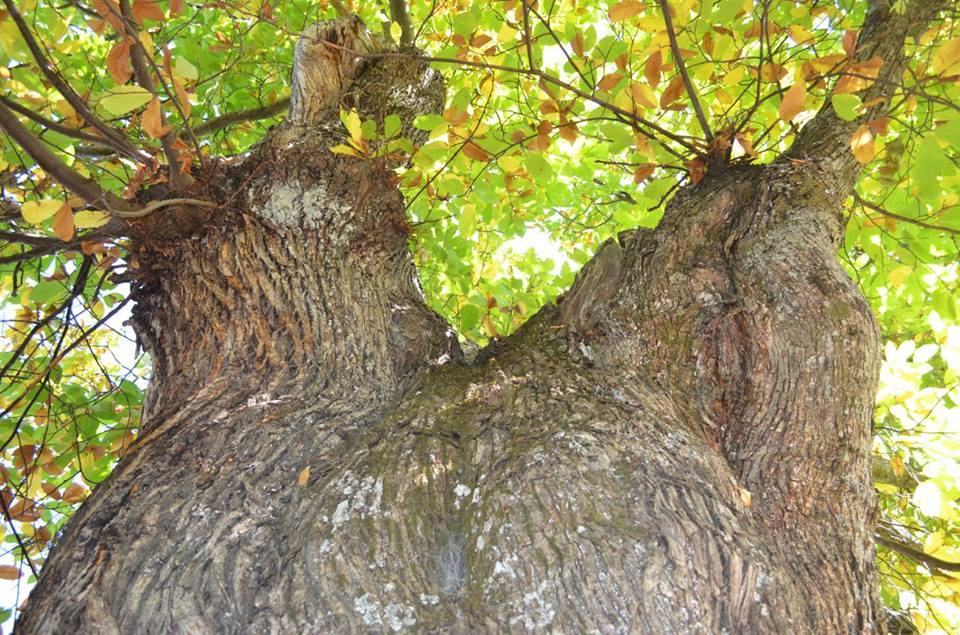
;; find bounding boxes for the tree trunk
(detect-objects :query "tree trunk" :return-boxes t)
[16,4,942,633]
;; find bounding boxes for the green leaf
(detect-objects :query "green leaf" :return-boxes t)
[98,86,153,116]
[831,94,862,121]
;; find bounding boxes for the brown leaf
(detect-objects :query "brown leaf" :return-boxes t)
[142,97,172,139]
[470,34,492,48]
[686,158,707,184]
[172,78,192,119]
[867,117,890,136]
[778,81,807,122]
[0,565,21,580]
[850,125,875,164]
[735,133,756,157]
[462,142,490,162]
[297,466,310,487]
[539,101,559,114]
[843,29,858,58]
[833,56,884,94]
[527,133,551,152]
[443,108,469,126]
[52,203,75,242]
[170,0,184,16]
[633,164,655,183]
[644,50,662,89]
[759,63,788,83]
[558,122,578,143]
[131,0,165,24]
[598,73,624,91]
[106,38,133,84]
[659,76,684,109]
[609,0,643,22]
[90,0,123,31]
[571,32,584,57]
[62,483,88,504]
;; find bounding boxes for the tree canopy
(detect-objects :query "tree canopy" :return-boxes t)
[0,0,958,630]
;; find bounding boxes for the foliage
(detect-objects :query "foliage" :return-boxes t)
[0,0,958,629]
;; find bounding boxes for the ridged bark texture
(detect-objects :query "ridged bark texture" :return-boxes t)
[17,2,946,632]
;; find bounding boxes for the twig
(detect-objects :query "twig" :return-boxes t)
[853,192,960,235]
[0,95,105,145]
[877,533,960,572]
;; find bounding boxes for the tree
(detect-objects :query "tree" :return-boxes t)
[1,0,959,631]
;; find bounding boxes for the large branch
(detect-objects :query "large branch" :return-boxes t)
[117,0,187,187]
[783,0,949,187]
[0,98,126,209]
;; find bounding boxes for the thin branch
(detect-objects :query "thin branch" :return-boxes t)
[1,0,150,165]
[521,0,536,71]
[359,50,702,156]
[853,192,960,235]
[657,0,712,144]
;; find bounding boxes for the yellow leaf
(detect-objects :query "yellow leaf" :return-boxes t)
[330,144,361,157]
[924,530,945,555]
[788,24,813,44]
[630,82,658,109]
[609,0,643,22]
[297,466,310,487]
[932,37,960,76]
[887,264,911,288]
[390,21,402,43]
[22,200,62,224]
[778,81,807,121]
[498,155,521,172]
[343,109,362,144]
[849,124,875,164]
[74,211,110,228]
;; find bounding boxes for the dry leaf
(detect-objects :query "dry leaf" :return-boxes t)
[843,30,858,58]
[172,78,191,119]
[62,483,88,504]
[598,73,624,91]
[633,164,655,183]
[170,0,184,15]
[131,0,165,24]
[297,466,310,487]
[52,203,75,242]
[0,565,21,580]
[659,76,685,109]
[142,97,172,139]
[850,124,875,164]
[558,122,578,142]
[462,142,490,162]
[778,81,807,121]
[644,50,662,88]
[609,0,643,22]
[571,32,584,56]
[106,38,133,84]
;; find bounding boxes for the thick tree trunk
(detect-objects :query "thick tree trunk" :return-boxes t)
[16,3,945,633]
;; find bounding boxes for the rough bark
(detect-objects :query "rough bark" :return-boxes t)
[16,2,945,633]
